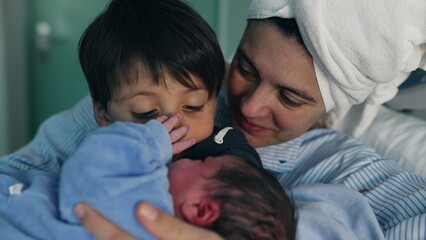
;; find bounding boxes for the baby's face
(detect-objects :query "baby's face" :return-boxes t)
[167,155,239,218]
[98,68,217,143]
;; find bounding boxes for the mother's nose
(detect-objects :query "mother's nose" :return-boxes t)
[240,87,271,118]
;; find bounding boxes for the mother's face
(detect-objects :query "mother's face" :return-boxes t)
[228,21,325,147]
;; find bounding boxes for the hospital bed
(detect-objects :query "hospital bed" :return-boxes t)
[359,69,426,177]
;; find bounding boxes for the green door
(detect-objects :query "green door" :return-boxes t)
[28,0,109,135]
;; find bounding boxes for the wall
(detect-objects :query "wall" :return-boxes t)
[190,0,251,61]
[3,0,29,154]
[217,0,251,61]
[188,0,218,31]
[0,1,8,155]
[27,0,108,136]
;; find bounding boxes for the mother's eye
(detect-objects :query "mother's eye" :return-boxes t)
[278,91,302,108]
[236,61,256,81]
[132,109,159,121]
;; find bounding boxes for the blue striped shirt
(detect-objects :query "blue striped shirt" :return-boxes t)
[1,89,425,239]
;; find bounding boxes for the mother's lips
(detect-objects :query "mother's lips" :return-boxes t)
[240,117,267,133]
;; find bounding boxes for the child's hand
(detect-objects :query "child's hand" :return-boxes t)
[156,115,196,155]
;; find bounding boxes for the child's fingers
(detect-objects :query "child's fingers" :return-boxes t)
[169,125,190,143]
[172,138,196,155]
[161,114,182,132]
[156,116,168,124]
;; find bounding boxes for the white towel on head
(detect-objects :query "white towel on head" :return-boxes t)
[247,0,426,136]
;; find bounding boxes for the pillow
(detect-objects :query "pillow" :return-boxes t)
[358,106,426,178]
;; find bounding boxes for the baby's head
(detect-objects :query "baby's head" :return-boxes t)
[79,0,225,142]
[168,128,296,240]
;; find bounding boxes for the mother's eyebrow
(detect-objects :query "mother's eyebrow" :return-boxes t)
[238,48,317,104]
[236,48,256,70]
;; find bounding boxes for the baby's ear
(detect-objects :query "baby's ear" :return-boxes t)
[93,103,110,127]
[181,197,220,227]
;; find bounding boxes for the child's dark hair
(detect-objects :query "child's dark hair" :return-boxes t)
[207,157,296,240]
[79,0,225,110]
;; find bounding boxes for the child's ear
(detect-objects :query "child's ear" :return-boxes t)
[181,197,220,227]
[93,103,110,127]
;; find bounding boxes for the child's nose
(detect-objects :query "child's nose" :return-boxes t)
[161,112,183,129]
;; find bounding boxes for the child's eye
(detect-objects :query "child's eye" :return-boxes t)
[184,105,205,112]
[132,110,159,121]
[278,91,302,108]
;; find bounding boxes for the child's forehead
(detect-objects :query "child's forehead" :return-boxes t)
[122,62,206,87]
[215,155,244,166]
[200,156,242,177]
[121,73,205,90]
[114,82,209,103]
[113,65,209,100]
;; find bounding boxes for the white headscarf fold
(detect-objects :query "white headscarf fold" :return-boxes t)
[247,0,426,136]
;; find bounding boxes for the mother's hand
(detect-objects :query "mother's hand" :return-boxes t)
[75,202,223,240]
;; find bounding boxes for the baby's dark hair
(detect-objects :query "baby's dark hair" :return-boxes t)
[79,0,225,110]
[207,157,296,240]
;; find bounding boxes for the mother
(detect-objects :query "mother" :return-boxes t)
[3,0,426,239]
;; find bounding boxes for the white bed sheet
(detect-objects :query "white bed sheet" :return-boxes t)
[358,106,426,178]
